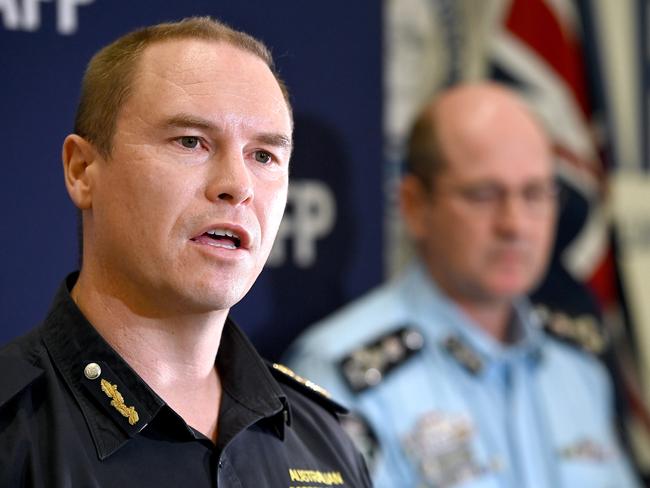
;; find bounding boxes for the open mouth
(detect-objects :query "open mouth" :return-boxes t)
[193,229,242,249]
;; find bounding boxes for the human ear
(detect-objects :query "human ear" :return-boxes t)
[62,134,99,210]
[399,174,430,241]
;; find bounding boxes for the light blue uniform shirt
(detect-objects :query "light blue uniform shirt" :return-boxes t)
[284,263,640,488]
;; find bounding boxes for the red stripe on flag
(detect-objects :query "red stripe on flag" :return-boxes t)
[505,0,590,116]
[588,247,618,310]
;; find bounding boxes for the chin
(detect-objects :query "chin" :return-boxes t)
[173,281,250,314]
[185,295,243,315]
[488,280,533,300]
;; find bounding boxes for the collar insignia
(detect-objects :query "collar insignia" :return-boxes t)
[100,378,140,426]
[442,336,483,375]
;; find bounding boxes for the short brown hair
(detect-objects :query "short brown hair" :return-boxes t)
[405,104,446,191]
[74,16,291,157]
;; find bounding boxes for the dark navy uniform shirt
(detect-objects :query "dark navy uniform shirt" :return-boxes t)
[0,274,371,487]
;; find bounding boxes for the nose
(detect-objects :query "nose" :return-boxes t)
[494,194,528,238]
[205,149,253,205]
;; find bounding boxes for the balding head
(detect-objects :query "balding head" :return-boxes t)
[400,82,557,319]
[406,82,551,190]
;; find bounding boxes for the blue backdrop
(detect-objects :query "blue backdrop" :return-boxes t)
[0,1,383,360]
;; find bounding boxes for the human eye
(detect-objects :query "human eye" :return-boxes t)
[461,185,500,204]
[177,136,202,149]
[167,134,211,164]
[523,182,558,203]
[252,150,273,164]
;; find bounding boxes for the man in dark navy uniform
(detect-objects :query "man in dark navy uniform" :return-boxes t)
[0,17,371,487]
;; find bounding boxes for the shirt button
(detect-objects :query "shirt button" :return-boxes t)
[84,362,102,380]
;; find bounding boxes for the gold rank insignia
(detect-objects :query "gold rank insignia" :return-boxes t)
[536,305,607,355]
[272,363,332,399]
[443,336,483,375]
[100,378,140,426]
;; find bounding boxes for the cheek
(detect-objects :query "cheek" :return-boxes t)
[258,183,288,233]
[446,215,491,253]
[103,165,194,242]
[424,224,472,268]
[122,177,176,226]
[532,216,557,251]
[533,227,556,273]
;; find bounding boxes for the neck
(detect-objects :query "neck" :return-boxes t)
[456,298,514,343]
[71,270,226,443]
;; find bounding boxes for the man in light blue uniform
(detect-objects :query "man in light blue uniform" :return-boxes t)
[285,83,640,487]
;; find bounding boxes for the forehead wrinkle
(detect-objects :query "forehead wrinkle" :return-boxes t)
[130,43,292,138]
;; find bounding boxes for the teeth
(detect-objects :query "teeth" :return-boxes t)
[206,229,240,240]
[203,228,242,249]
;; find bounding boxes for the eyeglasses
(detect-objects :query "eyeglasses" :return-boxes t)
[444,181,559,217]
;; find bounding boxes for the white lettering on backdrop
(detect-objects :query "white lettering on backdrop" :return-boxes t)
[268,180,336,268]
[0,0,94,35]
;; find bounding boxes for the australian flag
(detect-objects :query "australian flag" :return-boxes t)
[487,0,650,479]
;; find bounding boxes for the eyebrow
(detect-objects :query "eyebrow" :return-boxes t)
[254,133,293,151]
[164,114,213,131]
[163,114,292,151]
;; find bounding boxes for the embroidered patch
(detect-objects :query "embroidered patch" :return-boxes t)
[559,438,612,462]
[288,468,344,485]
[100,378,140,426]
[403,412,496,486]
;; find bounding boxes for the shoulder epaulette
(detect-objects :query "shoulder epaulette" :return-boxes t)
[338,326,424,393]
[535,305,608,355]
[0,356,43,408]
[269,362,347,414]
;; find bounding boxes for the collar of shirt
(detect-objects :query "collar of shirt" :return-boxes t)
[401,262,544,372]
[40,272,288,460]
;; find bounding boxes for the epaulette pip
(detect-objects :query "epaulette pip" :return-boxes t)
[535,305,608,355]
[338,326,424,393]
[269,362,347,414]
